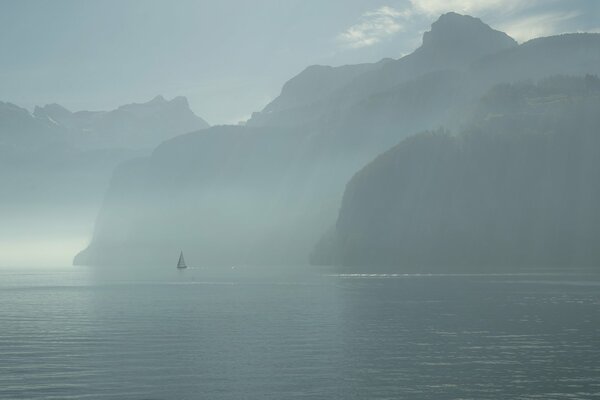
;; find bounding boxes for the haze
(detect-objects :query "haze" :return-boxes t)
[1,0,599,268]
[1,0,598,125]
[2,2,600,398]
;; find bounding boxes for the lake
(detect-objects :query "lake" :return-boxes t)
[1,266,599,399]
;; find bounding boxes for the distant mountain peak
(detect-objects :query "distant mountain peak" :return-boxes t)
[419,12,517,57]
[21,95,209,150]
[120,95,192,111]
[149,95,167,104]
[33,103,73,123]
[170,95,189,108]
[34,103,72,113]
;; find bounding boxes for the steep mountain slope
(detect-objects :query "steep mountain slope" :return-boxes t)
[315,76,600,271]
[76,14,600,267]
[248,12,517,128]
[247,60,391,128]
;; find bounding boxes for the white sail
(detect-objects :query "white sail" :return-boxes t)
[177,251,187,268]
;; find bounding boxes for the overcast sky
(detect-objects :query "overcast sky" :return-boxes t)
[1,0,598,124]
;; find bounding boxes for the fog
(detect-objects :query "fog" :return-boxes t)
[2,5,600,269]
[3,3,600,399]
[0,94,209,267]
[0,236,87,268]
[68,13,600,272]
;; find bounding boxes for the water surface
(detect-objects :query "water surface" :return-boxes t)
[1,266,599,399]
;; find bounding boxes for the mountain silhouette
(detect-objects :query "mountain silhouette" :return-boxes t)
[313,76,600,270]
[33,95,208,150]
[0,96,209,262]
[75,13,600,268]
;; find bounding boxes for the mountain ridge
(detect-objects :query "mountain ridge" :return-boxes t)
[31,95,209,149]
[248,12,518,128]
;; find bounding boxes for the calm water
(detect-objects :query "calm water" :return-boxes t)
[0,266,599,399]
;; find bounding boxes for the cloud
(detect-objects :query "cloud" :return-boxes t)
[497,10,581,42]
[410,0,587,43]
[336,1,532,50]
[336,1,588,51]
[337,6,409,49]
[408,0,531,16]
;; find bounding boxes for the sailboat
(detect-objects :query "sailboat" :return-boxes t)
[177,251,187,269]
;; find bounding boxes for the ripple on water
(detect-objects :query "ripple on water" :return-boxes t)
[0,269,599,399]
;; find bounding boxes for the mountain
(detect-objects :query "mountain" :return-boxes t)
[313,76,600,271]
[247,12,517,128]
[0,96,209,264]
[418,12,517,65]
[262,61,391,114]
[0,101,67,150]
[247,60,390,128]
[1,95,209,206]
[74,125,339,266]
[75,13,600,267]
[33,95,209,150]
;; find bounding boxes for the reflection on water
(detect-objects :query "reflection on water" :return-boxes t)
[0,267,599,399]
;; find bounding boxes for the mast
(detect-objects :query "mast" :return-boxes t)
[177,251,187,268]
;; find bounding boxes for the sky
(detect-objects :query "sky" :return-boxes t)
[1,0,598,125]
